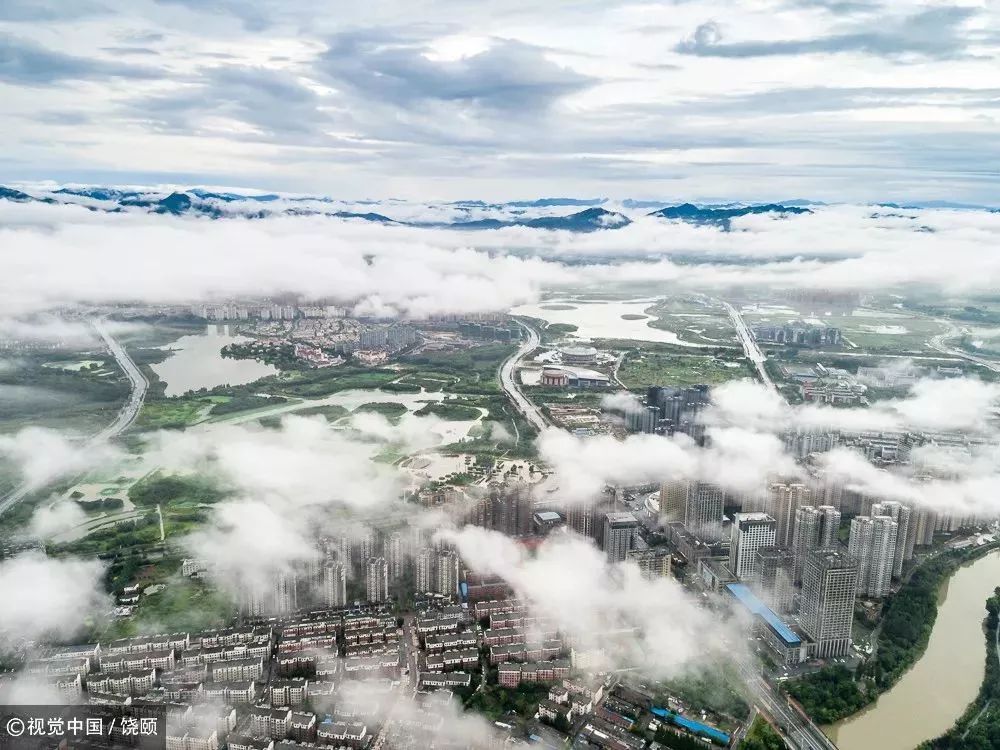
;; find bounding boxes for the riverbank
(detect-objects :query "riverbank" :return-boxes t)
[921,587,1000,748]
[787,541,1000,724]
[823,545,1000,750]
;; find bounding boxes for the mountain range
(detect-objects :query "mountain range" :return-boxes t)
[0,185,841,231]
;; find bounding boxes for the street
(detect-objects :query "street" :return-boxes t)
[737,660,839,750]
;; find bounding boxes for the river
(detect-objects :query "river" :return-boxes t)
[826,548,1000,750]
[151,324,278,396]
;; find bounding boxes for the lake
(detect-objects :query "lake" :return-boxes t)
[510,298,704,346]
[151,325,278,396]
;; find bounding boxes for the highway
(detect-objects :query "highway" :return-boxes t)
[928,320,1000,374]
[722,301,777,392]
[91,319,149,441]
[0,319,149,517]
[737,660,840,750]
[498,319,548,433]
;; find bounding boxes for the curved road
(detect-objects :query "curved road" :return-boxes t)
[498,320,548,434]
[0,319,148,516]
[928,320,1000,374]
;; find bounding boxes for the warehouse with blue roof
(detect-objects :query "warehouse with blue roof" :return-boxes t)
[726,582,809,664]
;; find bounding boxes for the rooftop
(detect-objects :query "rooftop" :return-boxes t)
[725,583,801,646]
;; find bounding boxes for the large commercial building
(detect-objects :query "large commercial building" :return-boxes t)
[603,513,638,563]
[848,515,898,598]
[752,546,795,614]
[659,480,688,525]
[791,505,841,583]
[684,482,725,542]
[729,513,777,581]
[800,548,858,659]
[726,583,806,665]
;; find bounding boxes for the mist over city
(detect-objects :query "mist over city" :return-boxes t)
[2,2,1000,750]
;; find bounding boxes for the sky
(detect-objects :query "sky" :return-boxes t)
[2,0,999,202]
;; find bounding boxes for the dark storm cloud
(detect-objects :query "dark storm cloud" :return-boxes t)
[0,33,153,85]
[318,32,595,112]
[676,6,978,60]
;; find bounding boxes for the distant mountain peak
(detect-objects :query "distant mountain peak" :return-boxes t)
[648,202,811,229]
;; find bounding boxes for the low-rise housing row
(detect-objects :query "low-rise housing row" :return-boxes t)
[497,660,570,688]
[489,640,562,664]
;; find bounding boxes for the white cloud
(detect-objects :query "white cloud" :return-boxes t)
[0,427,121,489]
[440,525,738,677]
[28,500,87,539]
[0,552,110,649]
[704,377,1000,436]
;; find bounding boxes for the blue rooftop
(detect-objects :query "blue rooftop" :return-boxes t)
[651,707,731,745]
[726,582,801,646]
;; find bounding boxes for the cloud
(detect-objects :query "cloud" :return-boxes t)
[340,679,499,749]
[28,501,88,539]
[128,65,328,139]
[143,415,414,599]
[144,415,402,511]
[152,0,274,32]
[0,33,152,85]
[676,7,979,60]
[318,33,594,112]
[703,377,1000,436]
[0,1,109,23]
[600,391,642,412]
[0,552,110,649]
[538,422,798,501]
[7,201,1000,324]
[183,499,320,595]
[0,672,68,705]
[0,314,141,345]
[440,525,738,677]
[350,411,454,452]
[0,427,122,489]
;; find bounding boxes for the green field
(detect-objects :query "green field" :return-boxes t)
[0,351,129,435]
[354,401,409,421]
[646,298,739,346]
[414,402,483,421]
[741,303,950,354]
[618,351,752,390]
